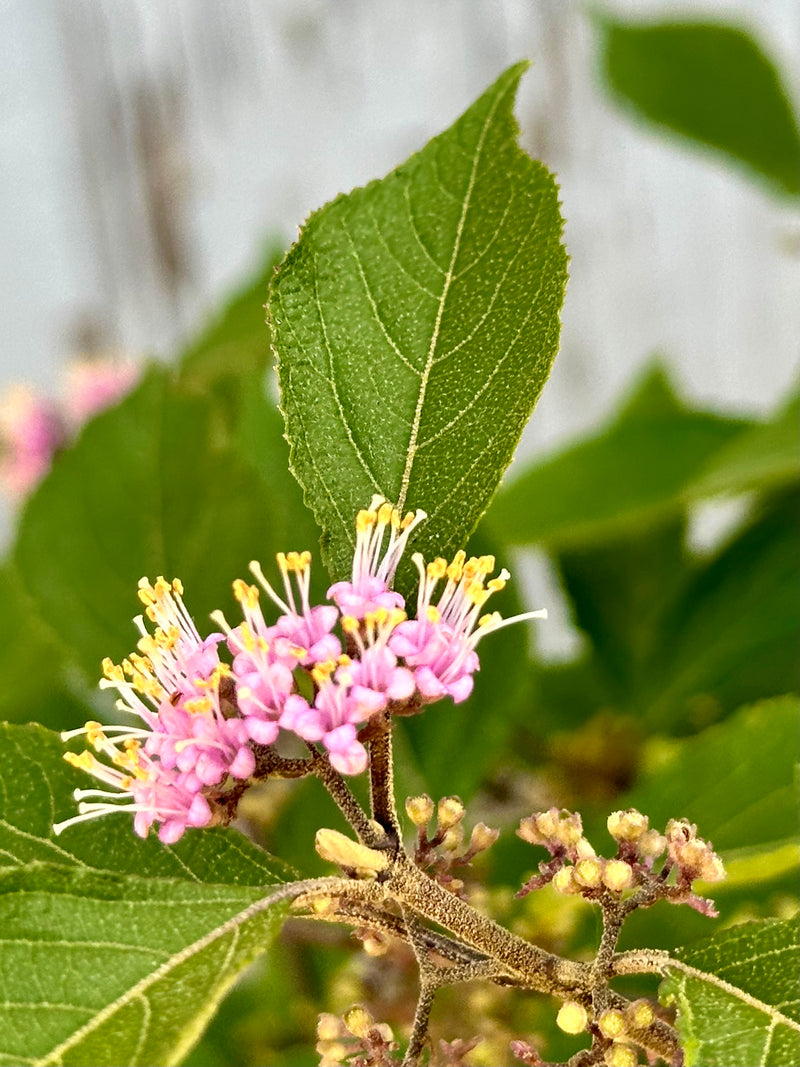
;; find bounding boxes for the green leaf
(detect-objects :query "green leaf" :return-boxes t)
[0,863,290,1067]
[660,918,800,1066]
[12,368,297,683]
[620,696,799,860]
[555,518,686,704]
[0,721,289,884]
[645,488,799,726]
[688,391,800,500]
[0,723,299,1067]
[490,364,749,550]
[597,16,800,198]
[179,241,284,390]
[270,63,567,582]
[0,562,88,730]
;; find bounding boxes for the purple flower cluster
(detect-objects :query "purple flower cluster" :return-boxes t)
[55,497,546,844]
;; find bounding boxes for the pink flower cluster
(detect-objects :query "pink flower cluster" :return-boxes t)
[56,497,546,844]
[0,357,139,498]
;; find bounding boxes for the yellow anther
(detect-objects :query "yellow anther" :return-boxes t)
[184,696,212,714]
[102,658,124,682]
[427,558,447,581]
[401,510,415,529]
[356,509,375,532]
[172,578,184,596]
[487,577,506,593]
[337,654,352,666]
[64,750,96,772]
[232,578,259,608]
[83,721,106,747]
[341,615,359,634]
[377,502,394,525]
[426,605,441,624]
[478,611,502,628]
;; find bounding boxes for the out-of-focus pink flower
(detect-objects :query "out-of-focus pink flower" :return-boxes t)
[0,385,65,496]
[63,356,140,426]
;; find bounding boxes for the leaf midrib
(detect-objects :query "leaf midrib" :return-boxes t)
[396,83,509,514]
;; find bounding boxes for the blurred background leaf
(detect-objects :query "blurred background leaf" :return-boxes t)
[595,14,800,198]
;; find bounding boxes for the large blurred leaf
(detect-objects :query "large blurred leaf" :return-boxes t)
[597,16,800,198]
[660,919,800,1066]
[688,391,800,499]
[645,488,799,727]
[271,63,567,583]
[179,241,284,391]
[0,562,88,729]
[490,365,750,549]
[12,368,304,682]
[556,518,686,704]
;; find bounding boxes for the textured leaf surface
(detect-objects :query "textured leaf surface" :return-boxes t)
[661,919,800,1066]
[490,365,749,549]
[0,723,294,1066]
[598,16,800,197]
[271,63,567,582]
[0,864,288,1067]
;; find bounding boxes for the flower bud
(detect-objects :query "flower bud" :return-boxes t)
[554,811,583,848]
[607,809,648,842]
[574,836,597,860]
[442,825,464,851]
[598,1009,626,1039]
[552,866,578,894]
[698,851,726,883]
[517,814,543,845]
[603,858,634,893]
[625,999,655,1031]
[534,808,560,839]
[574,857,603,888]
[604,1043,638,1067]
[317,1041,348,1067]
[344,1006,373,1040]
[469,821,499,854]
[556,1001,588,1034]
[637,829,666,859]
[317,1013,345,1041]
[405,794,434,828]
[315,828,389,873]
[437,795,465,831]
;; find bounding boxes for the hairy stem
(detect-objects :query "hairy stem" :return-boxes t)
[368,720,402,848]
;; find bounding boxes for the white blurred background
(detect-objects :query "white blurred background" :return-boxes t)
[1,0,798,543]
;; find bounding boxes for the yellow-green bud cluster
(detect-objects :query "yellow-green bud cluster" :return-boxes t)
[517,807,584,852]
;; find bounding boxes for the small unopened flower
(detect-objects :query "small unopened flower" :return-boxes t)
[328,496,426,618]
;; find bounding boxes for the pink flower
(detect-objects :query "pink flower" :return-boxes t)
[55,577,253,843]
[327,496,425,618]
[0,385,65,496]
[64,356,140,426]
[390,552,547,704]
